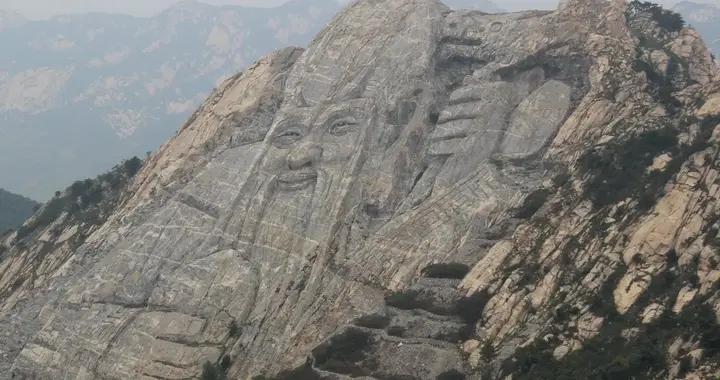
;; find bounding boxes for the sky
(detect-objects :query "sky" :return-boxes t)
[1,0,719,21]
[0,0,291,19]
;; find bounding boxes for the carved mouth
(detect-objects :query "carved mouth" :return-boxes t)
[276,171,318,191]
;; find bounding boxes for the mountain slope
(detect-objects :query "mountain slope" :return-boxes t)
[0,0,719,379]
[0,189,38,233]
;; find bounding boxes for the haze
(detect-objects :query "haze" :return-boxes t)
[3,0,720,19]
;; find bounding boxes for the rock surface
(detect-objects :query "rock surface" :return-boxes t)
[1,0,720,379]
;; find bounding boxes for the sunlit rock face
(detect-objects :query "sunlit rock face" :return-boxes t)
[2,0,720,379]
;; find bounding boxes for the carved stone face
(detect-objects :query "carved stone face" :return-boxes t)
[263,98,372,195]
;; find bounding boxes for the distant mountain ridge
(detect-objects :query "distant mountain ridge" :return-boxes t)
[0,189,38,233]
[0,0,341,201]
[0,0,503,202]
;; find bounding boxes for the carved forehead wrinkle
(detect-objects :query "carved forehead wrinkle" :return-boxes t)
[282,1,435,105]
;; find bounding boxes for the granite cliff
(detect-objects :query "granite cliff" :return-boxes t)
[1,0,720,379]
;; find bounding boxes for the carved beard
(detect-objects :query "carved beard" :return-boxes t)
[232,166,352,268]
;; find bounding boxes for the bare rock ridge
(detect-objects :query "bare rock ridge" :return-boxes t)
[1,0,719,379]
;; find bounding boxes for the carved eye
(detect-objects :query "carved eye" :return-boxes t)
[272,128,303,148]
[328,117,358,136]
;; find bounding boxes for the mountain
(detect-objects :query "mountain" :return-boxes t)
[1,0,720,379]
[443,0,505,11]
[0,0,503,202]
[0,189,38,233]
[443,0,505,13]
[674,1,720,53]
[0,0,340,201]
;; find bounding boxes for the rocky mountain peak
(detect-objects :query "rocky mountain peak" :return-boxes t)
[1,1,720,379]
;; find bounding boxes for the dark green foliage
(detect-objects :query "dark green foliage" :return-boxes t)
[436,369,466,380]
[354,314,390,329]
[14,156,143,241]
[480,341,498,362]
[0,189,39,234]
[201,361,227,380]
[628,1,685,32]
[421,263,470,279]
[512,189,551,219]
[589,268,624,320]
[313,328,374,376]
[579,128,678,209]
[503,296,720,380]
[123,157,143,177]
[455,291,489,324]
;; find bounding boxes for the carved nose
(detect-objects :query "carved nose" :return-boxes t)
[287,141,322,170]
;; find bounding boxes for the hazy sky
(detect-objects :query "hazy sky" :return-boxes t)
[0,0,291,19]
[1,0,719,19]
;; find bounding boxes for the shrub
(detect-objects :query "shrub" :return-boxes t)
[512,189,551,219]
[421,263,470,279]
[504,294,720,380]
[201,361,227,380]
[123,156,143,176]
[628,1,685,32]
[13,156,144,242]
[579,127,678,209]
[313,328,374,376]
[480,341,498,362]
[455,291,489,324]
[436,369,466,380]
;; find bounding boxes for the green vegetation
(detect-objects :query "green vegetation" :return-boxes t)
[504,247,720,380]
[436,369,466,380]
[201,361,228,380]
[580,115,720,211]
[0,189,39,234]
[503,299,719,379]
[628,1,685,33]
[14,156,143,241]
[312,328,375,376]
[579,128,677,209]
[421,263,470,279]
[455,291,490,325]
[512,189,552,219]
